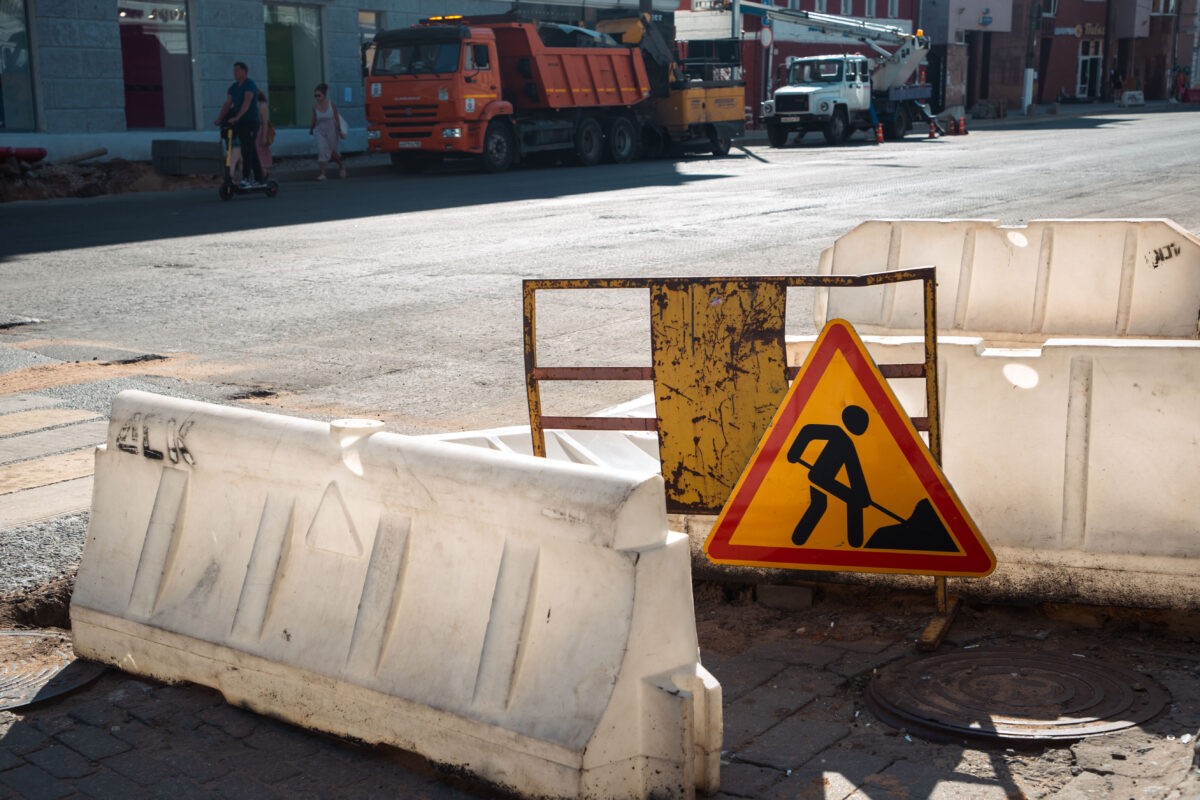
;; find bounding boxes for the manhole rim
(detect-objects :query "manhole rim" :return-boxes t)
[865,647,1170,745]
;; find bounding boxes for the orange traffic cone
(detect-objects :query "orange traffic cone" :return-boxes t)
[958,116,968,134]
[928,120,937,139]
[875,123,884,144]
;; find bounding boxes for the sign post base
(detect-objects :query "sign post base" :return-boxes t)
[917,576,960,651]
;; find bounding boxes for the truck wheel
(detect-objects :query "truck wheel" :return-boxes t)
[574,117,604,166]
[481,121,515,173]
[606,117,638,163]
[708,125,732,156]
[823,108,849,145]
[886,106,910,141]
[767,123,788,148]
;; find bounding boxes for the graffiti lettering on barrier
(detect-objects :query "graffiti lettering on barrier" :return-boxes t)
[115,413,196,465]
[1147,242,1182,269]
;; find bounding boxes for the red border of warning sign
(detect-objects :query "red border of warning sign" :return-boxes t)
[705,320,995,577]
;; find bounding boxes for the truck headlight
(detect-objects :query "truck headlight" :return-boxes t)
[442,128,462,139]
[762,100,774,115]
[820,101,830,112]
[367,129,381,140]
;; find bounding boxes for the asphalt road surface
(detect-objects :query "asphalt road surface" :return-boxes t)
[3,109,1200,434]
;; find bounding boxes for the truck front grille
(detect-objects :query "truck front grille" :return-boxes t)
[377,103,440,139]
[775,95,809,113]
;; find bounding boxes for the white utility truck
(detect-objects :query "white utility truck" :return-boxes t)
[742,1,936,146]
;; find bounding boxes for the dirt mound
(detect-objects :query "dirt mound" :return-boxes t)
[1,157,220,202]
[0,571,75,629]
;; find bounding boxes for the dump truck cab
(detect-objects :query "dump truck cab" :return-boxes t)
[366,19,512,170]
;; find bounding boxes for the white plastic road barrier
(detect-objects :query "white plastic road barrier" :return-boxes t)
[427,330,1200,608]
[72,390,721,799]
[780,335,1200,557]
[816,219,1200,339]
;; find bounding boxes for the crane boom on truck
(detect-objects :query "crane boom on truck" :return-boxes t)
[364,13,745,173]
[739,0,937,146]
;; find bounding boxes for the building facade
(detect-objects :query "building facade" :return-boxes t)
[1,0,1191,156]
[935,0,1198,112]
[0,0,668,156]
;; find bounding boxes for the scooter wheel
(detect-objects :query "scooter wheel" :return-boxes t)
[218,182,234,201]
[265,181,279,198]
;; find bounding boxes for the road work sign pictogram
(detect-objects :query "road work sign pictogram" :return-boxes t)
[704,319,995,577]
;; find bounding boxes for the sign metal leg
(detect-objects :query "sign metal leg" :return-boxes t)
[918,575,959,651]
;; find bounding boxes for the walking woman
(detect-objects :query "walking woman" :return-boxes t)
[309,83,346,180]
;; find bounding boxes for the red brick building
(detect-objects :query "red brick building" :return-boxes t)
[673,0,1195,122]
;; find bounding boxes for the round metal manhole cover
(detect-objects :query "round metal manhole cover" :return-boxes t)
[866,648,1169,744]
[0,630,106,711]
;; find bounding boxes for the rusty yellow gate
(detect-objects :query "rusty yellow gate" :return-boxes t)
[523,269,939,515]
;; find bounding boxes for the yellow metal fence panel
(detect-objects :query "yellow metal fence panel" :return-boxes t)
[650,279,789,513]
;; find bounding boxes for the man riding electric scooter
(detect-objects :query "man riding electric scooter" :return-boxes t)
[214,61,277,200]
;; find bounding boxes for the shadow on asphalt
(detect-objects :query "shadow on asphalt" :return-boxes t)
[971,114,1135,132]
[0,154,733,259]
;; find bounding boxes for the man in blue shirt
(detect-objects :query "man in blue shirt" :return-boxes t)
[214,61,264,188]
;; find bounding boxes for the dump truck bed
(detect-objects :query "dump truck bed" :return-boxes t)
[489,23,651,112]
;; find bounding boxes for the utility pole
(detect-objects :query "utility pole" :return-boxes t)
[1104,0,1115,100]
[1022,0,1042,112]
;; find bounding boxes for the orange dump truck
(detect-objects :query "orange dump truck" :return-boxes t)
[365,14,744,172]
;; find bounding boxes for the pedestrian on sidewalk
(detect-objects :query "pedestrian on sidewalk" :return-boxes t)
[1110,67,1124,106]
[256,90,274,180]
[213,61,265,188]
[309,83,346,180]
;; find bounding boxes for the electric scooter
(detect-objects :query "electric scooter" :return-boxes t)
[218,123,278,201]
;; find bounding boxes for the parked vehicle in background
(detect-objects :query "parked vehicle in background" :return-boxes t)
[743,1,936,146]
[364,13,745,173]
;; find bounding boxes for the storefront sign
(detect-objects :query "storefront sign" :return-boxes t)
[1056,23,1105,37]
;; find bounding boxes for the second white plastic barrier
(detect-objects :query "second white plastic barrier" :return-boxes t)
[816,219,1200,339]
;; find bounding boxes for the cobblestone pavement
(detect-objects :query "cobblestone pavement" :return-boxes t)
[3,585,1200,799]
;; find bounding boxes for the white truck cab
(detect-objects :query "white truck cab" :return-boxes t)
[763,55,873,146]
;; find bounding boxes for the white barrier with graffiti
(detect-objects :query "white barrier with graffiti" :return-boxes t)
[816,219,1200,339]
[71,390,721,800]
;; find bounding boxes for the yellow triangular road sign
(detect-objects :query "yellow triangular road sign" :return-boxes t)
[704,319,995,577]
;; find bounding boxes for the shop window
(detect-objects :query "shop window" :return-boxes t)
[865,0,876,16]
[1043,0,1058,17]
[265,4,323,127]
[841,0,853,14]
[813,0,827,12]
[887,0,899,17]
[119,2,194,129]
[1151,0,1174,14]
[0,0,35,131]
